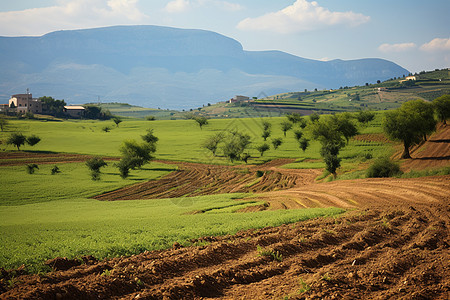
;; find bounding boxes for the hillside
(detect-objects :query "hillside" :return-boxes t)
[194,69,450,118]
[0,25,408,109]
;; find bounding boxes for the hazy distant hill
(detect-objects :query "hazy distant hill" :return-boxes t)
[0,25,409,109]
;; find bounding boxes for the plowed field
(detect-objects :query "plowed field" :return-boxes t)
[1,175,449,299]
[93,159,322,201]
[396,123,450,171]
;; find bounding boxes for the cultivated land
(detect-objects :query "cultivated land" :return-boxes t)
[0,103,449,299]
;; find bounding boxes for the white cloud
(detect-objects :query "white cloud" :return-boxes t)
[420,38,450,52]
[378,42,417,53]
[237,0,370,34]
[0,0,148,36]
[165,0,190,13]
[165,0,242,13]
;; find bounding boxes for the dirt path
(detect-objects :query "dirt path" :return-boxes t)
[1,175,449,300]
[0,152,119,166]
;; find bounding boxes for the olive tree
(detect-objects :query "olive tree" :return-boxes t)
[310,118,345,178]
[261,121,271,141]
[7,133,27,150]
[271,138,283,150]
[222,131,251,162]
[194,116,208,130]
[26,135,41,146]
[256,143,270,157]
[280,121,293,137]
[383,100,436,159]
[433,94,450,125]
[0,115,8,131]
[202,132,224,156]
[86,157,107,180]
[332,113,359,144]
[113,117,122,127]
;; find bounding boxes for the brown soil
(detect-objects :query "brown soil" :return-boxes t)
[93,159,322,201]
[1,175,449,300]
[353,133,390,143]
[395,123,450,171]
[0,152,119,166]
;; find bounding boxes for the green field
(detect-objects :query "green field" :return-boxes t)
[0,112,392,167]
[1,116,367,272]
[0,162,343,272]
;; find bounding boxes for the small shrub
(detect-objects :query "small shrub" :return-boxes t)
[241,153,251,163]
[364,152,373,160]
[146,116,156,121]
[26,164,39,174]
[26,135,41,146]
[102,126,111,133]
[256,170,265,177]
[366,157,402,178]
[298,278,311,293]
[86,157,107,181]
[257,245,283,262]
[51,165,61,175]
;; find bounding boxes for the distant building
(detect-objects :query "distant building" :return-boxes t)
[399,76,417,83]
[64,106,85,118]
[0,104,9,113]
[229,95,250,103]
[8,93,43,114]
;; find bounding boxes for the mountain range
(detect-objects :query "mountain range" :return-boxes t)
[0,25,409,109]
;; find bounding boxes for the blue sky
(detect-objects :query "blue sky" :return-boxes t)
[0,0,448,72]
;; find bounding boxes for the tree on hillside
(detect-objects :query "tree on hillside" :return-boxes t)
[280,121,293,137]
[332,113,359,144]
[0,115,9,131]
[39,96,66,117]
[256,143,270,157]
[7,133,27,150]
[113,117,122,127]
[222,131,251,162]
[194,116,209,130]
[356,110,375,124]
[26,135,41,147]
[383,100,436,159]
[309,112,320,123]
[119,140,156,169]
[261,120,272,141]
[117,130,158,179]
[262,129,271,141]
[293,130,303,142]
[401,99,436,141]
[299,138,309,152]
[84,105,112,120]
[433,94,450,125]
[262,120,271,132]
[202,132,224,156]
[286,113,303,124]
[141,128,159,144]
[86,157,107,181]
[271,138,283,150]
[310,118,345,178]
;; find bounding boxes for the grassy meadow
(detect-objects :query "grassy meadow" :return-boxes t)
[0,112,393,167]
[1,115,375,272]
[0,162,343,272]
